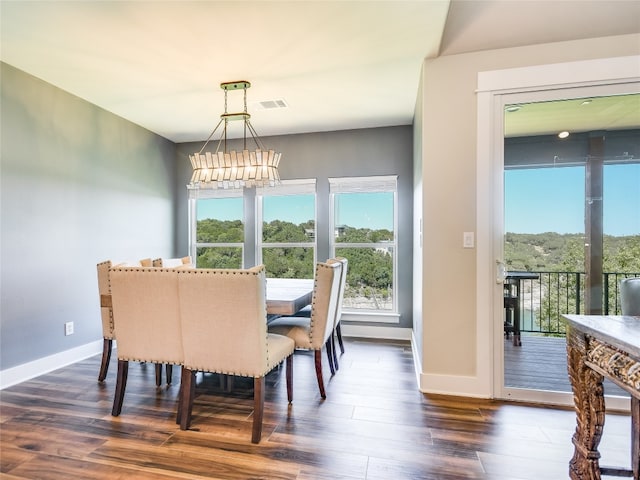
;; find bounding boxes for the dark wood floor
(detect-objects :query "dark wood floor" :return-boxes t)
[0,338,632,479]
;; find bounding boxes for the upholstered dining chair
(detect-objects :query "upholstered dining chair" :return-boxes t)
[96,258,152,382]
[148,255,193,385]
[288,257,348,372]
[268,260,342,399]
[109,267,184,417]
[330,257,348,371]
[620,277,640,316]
[176,265,295,443]
[97,260,115,382]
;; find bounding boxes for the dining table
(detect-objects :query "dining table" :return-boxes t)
[102,276,314,316]
[266,278,314,316]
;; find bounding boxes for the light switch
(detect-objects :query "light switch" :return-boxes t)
[463,231,474,248]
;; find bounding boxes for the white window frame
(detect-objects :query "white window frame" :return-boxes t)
[329,175,399,322]
[188,186,245,268]
[256,179,317,276]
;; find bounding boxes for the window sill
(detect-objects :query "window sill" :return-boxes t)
[341,312,400,324]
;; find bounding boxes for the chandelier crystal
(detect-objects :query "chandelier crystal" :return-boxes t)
[189,81,281,189]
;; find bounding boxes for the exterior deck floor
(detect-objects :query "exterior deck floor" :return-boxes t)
[504,333,629,397]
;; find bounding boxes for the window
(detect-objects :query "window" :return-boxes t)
[188,187,244,268]
[329,176,398,313]
[257,179,317,278]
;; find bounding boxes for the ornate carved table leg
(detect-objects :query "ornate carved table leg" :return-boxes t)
[567,329,606,480]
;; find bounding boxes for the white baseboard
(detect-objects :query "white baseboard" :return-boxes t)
[1,326,410,390]
[409,330,490,398]
[0,340,103,390]
[340,324,412,341]
[410,330,422,390]
[418,372,491,398]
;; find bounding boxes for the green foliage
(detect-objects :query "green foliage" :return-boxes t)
[335,247,393,290]
[336,226,393,243]
[196,219,243,243]
[335,246,393,310]
[195,218,395,307]
[196,246,242,269]
[262,220,313,243]
[262,247,314,279]
[505,232,581,271]
[505,232,640,272]
[604,235,640,271]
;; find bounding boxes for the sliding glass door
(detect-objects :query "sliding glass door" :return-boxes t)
[499,90,640,404]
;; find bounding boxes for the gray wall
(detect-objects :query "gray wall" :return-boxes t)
[0,62,414,374]
[1,63,176,369]
[175,126,414,328]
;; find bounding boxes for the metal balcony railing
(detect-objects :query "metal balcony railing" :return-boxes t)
[514,271,640,336]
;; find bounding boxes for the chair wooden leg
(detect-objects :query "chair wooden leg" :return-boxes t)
[632,397,639,480]
[325,338,335,375]
[111,360,129,416]
[286,354,293,404]
[314,350,326,399]
[98,338,112,382]
[179,368,196,430]
[252,377,265,444]
[175,379,183,425]
[166,364,173,385]
[155,363,162,387]
[336,322,345,354]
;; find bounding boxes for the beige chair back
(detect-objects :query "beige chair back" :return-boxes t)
[109,267,183,365]
[177,265,279,377]
[97,261,114,340]
[96,258,156,339]
[331,257,348,328]
[309,260,343,349]
[97,258,152,382]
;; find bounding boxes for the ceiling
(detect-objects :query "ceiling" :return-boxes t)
[504,94,640,138]
[1,1,639,143]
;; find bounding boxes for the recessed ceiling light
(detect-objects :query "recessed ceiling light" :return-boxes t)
[558,131,570,139]
[505,105,521,112]
[581,99,593,105]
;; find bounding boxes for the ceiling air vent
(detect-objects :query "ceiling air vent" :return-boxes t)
[254,99,288,110]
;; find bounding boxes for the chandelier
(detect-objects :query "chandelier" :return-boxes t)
[189,81,281,189]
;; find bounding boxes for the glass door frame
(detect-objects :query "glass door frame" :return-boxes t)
[475,56,639,409]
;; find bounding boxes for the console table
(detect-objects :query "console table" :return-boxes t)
[564,314,640,479]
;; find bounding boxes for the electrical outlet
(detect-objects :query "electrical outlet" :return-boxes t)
[64,321,74,336]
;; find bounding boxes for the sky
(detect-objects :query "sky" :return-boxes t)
[197,192,394,230]
[505,163,640,236]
